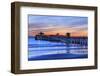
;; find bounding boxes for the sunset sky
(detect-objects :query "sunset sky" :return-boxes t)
[28,15,88,37]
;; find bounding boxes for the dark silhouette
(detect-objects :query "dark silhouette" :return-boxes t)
[39,32,44,35]
[56,33,60,36]
[66,33,70,38]
[34,32,88,47]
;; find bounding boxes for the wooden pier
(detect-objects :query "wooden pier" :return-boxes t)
[34,32,87,46]
[35,35,87,46]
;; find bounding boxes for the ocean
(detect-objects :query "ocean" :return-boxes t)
[28,37,88,61]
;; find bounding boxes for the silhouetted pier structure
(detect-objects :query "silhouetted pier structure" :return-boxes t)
[35,32,88,46]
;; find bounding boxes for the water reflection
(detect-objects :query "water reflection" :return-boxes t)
[28,37,88,61]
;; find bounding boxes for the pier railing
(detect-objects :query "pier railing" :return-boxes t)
[35,35,88,46]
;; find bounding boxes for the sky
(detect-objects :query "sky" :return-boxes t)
[28,15,88,37]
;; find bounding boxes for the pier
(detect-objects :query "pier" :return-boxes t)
[35,32,88,46]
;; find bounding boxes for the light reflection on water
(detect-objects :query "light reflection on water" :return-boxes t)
[28,37,88,60]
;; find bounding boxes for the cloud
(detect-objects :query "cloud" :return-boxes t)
[28,15,88,36]
[28,15,88,27]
